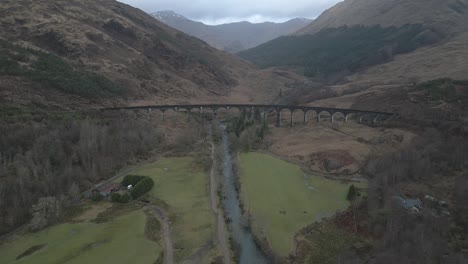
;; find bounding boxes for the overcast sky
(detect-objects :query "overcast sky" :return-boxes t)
[118,0,343,25]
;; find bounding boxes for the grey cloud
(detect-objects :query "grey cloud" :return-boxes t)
[118,0,342,24]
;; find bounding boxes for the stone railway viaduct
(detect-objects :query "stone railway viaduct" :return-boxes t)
[101,104,396,126]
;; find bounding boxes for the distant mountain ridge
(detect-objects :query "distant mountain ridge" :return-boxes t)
[151,10,312,52]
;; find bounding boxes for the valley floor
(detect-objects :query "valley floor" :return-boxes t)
[0,118,421,263]
[237,152,357,257]
[128,157,220,263]
[0,208,160,264]
[0,157,221,264]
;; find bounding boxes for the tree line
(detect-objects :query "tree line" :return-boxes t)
[0,112,161,234]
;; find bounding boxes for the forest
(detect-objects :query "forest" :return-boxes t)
[0,111,160,234]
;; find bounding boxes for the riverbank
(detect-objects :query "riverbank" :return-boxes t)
[209,136,232,264]
[218,124,269,264]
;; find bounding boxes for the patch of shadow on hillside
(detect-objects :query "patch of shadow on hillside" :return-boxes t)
[16,244,47,260]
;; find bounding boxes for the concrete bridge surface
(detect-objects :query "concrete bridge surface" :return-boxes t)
[101,104,396,127]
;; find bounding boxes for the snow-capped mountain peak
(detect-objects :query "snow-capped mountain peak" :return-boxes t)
[151,10,187,23]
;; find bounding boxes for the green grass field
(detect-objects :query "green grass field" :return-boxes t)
[130,157,216,261]
[0,210,160,264]
[238,152,356,256]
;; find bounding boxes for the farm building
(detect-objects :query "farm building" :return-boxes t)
[392,196,423,213]
[92,183,122,197]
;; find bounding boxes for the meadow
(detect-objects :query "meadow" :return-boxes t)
[0,210,160,264]
[0,156,216,264]
[129,157,217,261]
[238,152,356,256]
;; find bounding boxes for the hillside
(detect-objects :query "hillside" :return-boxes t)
[240,24,441,78]
[296,0,468,36]
[0,0,301,111]
[307,32,468,120]
[240,0,468,79]
[152,11,311,53]
[239,0,468,120]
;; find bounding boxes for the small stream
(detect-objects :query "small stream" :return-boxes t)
[220,125,269,264]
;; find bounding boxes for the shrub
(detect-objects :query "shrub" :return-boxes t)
[91,193,104,202]
[111,192,131,203]
[0,40,125,97]
[120,193,132,203]
[122,175,146,186]
[111,192,122,203]
[131,177,154,198]
[347,184,357,202]
[417,78,468,101]
[193,150,212,172]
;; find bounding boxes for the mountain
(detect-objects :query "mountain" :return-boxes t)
[239,0,468,120]
[296,0,468,36]
[240,0,468,82]
[151,10,312,53]
[0,0,301,110]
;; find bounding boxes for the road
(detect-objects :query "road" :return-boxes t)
[150,205,175,264]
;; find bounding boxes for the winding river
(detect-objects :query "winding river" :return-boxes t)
[220,125,269,264]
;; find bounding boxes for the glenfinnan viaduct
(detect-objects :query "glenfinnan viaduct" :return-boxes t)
[101,104,396,126]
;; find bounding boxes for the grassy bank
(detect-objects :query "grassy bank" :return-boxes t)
[130,157,217,261]
[0,210,160,264]
[238,152,356,256]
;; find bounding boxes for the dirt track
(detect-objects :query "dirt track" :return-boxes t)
[150,205,175,264]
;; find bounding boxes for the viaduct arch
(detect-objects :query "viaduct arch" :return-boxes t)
[101,104,396,126]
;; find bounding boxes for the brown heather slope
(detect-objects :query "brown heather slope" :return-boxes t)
[308,32,468,120]
[297,0,468,36]
[0,0,299,110]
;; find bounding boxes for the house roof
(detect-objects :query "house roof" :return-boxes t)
[99,183,121,194]
[393,196,422,210]
[403,199,422,209]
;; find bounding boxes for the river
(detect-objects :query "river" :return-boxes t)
[220,125,269,264]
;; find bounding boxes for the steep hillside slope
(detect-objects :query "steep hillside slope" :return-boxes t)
[240,0,468,77]
[297,0,468,36]
[308,32,468,117]
[240,24,440,78]
[1,0,295,110]
[238,0,468,121]
[152,11,311,53]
